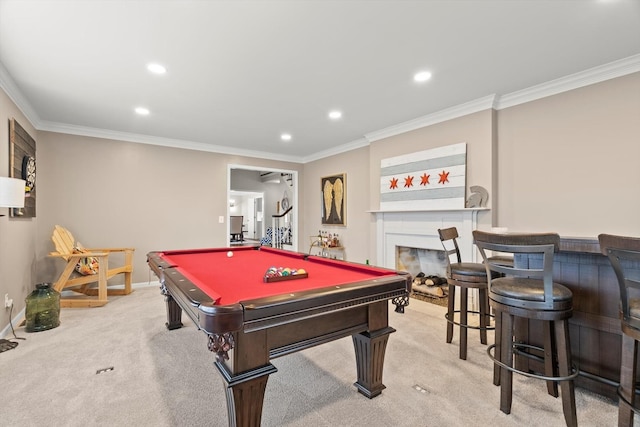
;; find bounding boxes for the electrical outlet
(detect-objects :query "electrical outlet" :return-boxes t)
[4,293,13,308]
[218,216,224,223]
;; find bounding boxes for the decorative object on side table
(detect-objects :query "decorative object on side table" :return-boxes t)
[309,231,345,260]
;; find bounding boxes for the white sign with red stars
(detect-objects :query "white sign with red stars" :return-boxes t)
[380,142,466,210]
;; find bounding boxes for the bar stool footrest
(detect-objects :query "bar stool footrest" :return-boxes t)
[617,386,640,416]
[445,310,495,331]
[487,343,579,382]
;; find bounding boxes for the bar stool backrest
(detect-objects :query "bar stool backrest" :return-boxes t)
[598,234,640,333]
[438,227,463,265]
[473,231,560,310]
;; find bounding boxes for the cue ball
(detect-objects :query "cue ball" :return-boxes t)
[227,251,233,258]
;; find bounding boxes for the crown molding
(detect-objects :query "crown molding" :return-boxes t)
[0,62,42,128]
[496,54,640,110]
[301,137,370,163]
[364,95,497,143]
[38,121,304,163]
[362,54,640,145]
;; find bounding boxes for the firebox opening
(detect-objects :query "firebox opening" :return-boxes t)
[396,246,449,303]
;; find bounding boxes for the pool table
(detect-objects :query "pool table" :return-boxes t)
[147,246,411,427]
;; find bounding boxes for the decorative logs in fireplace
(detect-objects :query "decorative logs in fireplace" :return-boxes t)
[411,272,448,298]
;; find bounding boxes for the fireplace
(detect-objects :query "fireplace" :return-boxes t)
[396,246,448,278]
[396,245,448,300]
[374,208,486,306]
[374,209,483,267]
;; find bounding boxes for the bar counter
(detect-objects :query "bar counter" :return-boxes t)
[525,236,622,398]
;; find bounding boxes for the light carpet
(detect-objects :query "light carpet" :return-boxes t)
[0,284,623,426]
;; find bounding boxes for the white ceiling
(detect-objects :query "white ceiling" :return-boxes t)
[1,0,639,163]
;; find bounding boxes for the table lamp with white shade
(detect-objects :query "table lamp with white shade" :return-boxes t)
[0,176,26,216]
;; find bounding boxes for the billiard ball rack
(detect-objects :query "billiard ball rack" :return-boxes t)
[263,272,309,283]
[263,266,308,283]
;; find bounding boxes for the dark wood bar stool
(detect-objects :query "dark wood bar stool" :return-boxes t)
[438,227,495,360]
[598,234,640,427]
[473,231,578,427]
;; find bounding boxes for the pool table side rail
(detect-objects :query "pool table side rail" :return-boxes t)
[238,273,411,332]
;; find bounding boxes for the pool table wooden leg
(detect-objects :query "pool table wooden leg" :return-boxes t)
[215,361,278,427]
[352,326,396,398]
[163,292,183,330]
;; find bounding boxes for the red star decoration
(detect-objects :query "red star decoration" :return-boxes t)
[404,175,414,188]
[438,170,450,184]
[420,173,430,186]
[389,177,398,189]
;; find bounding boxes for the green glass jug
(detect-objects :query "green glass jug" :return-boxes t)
[25,283,61,332]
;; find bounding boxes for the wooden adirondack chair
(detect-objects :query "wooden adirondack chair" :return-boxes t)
[49,225,134,308]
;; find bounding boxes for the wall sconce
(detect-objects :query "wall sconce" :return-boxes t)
[0,177,26,216]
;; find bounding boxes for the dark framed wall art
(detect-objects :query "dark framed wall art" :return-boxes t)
[9,118,36,217]
[321,173,346,226]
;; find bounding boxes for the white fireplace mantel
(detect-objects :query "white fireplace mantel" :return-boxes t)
[371,208,488,270]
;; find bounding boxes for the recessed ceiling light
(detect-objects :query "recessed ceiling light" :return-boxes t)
[328,110,342,120]
[147,63,166,74]
[281,133,292,141]
[135,107,150,115]
[413,71,432,83]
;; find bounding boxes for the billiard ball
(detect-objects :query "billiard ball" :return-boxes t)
[227,251,233,257]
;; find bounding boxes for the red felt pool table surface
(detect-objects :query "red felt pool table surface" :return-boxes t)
[157,246,396,305]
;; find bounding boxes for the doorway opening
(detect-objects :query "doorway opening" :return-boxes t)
[229,190,264,244]
[227,165,298,251]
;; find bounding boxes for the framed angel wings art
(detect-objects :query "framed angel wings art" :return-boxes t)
[321,173,346,226]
